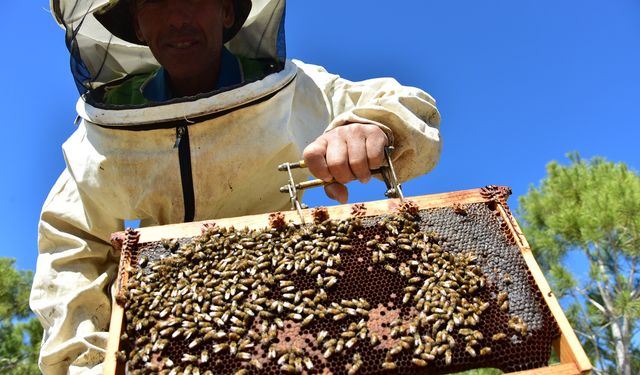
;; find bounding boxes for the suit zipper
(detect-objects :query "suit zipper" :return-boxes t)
[174,126,195,222]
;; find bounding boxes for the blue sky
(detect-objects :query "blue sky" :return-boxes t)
[1,0,639,274]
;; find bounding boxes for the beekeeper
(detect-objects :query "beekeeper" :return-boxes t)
[31,0,442,373]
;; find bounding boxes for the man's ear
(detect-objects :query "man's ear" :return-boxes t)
[130,4,146,43]
[222,0,235,29]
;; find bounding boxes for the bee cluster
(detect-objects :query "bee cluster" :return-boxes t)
[117,201,559,374]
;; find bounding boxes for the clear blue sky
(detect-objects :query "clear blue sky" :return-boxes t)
[2,0,639,273]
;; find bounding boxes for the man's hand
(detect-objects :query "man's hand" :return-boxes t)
[303,123,388,204]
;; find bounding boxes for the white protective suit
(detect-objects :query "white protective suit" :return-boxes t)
[31,0,442,373]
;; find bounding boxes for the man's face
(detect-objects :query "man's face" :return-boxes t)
[132,0,235,82]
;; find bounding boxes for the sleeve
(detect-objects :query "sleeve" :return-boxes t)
[294,60,442,182]
[30,169,122,375]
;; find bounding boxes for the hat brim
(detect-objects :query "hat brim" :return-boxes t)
[95,0,252,45]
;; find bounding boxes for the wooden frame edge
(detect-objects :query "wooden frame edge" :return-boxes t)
[127,187,492,243]
[507,362,581,375]
[496,205,592,374]
[104,249,128,374]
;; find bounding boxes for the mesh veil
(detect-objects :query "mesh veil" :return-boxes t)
[50,0,287,104]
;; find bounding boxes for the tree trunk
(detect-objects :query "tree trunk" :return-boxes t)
[610,318,631,375]
[595,255,631,375]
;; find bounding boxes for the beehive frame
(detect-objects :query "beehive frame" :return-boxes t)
[105,186,591,374]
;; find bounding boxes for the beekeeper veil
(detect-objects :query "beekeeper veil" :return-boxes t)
[50,0,286,105]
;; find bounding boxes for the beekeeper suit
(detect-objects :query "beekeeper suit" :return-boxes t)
[31,0,442,373]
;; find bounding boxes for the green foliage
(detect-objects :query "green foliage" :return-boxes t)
[0,258,41,374]
[520,153,640,261]
[0,258,32,321]
[548,263,576,298]
[518,153,640,375]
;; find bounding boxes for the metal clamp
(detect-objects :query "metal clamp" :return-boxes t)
[280,161,308,225]
[278,146,404,207]
[379,146,405,201]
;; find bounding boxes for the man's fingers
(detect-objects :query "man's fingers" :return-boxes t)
[304,123,390,194]
[366,131,388,170]
[325,138,355,184]
[302,139,333,182]
[347,136,371,184]
[324,182,348,204]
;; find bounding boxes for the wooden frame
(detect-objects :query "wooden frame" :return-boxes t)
[105,187,592,374]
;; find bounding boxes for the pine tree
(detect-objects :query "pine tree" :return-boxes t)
[518,153,640,375]
[0,258,42,374]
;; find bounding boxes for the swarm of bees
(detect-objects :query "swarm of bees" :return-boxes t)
[117,201,556,375]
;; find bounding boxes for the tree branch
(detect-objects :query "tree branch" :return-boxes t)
[0,354,29,372]
[587,245,616,316]
[574,329,601,352]
[568,303,607,373]
[628,256,636,295]
[591,334,607,375]
[630,255,640,299]
[575,285,607,315]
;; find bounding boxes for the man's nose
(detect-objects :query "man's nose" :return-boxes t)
[166,0,194,28]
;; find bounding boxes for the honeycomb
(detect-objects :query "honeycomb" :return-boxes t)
[116,201,559,374]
